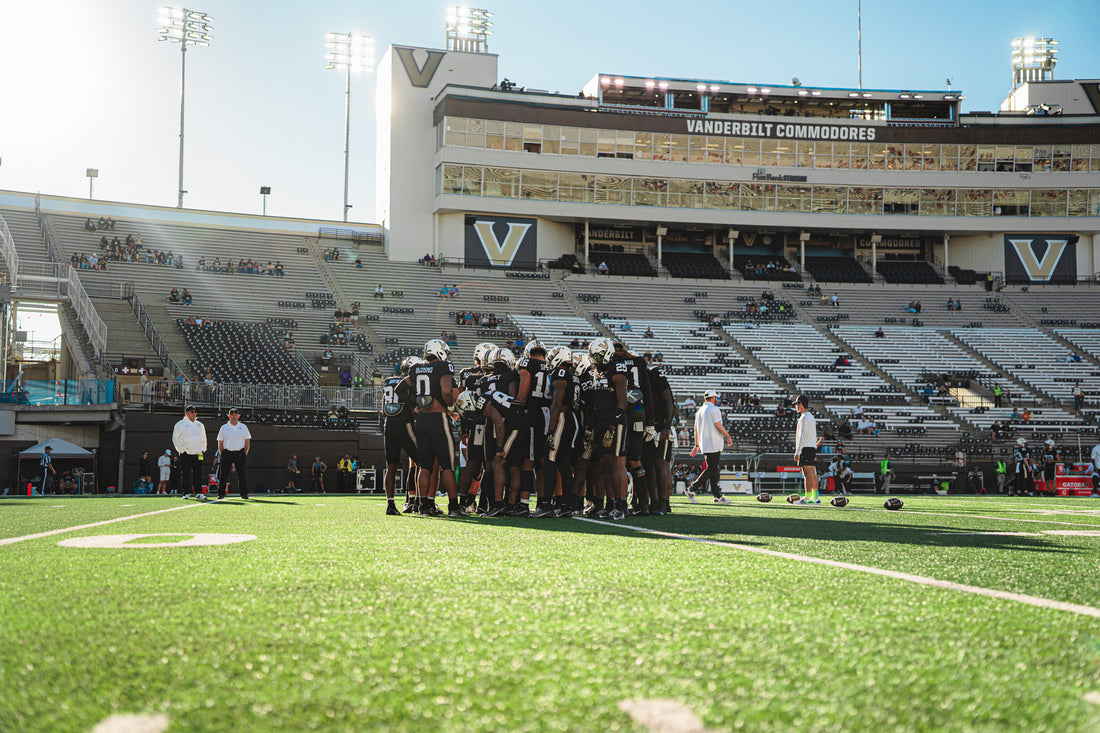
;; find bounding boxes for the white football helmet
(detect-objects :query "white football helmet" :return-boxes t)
[523,339,546,357]
[1045,438,1055,448]
[455,390,479,417]
[473,342,497,367]
[491,347,516,372]
[546,345,572,370]
[1016,437,1028,446]
[572,352,593,376]
[424,338,450,361]
[588,337,615,366]
[401,355,423,374]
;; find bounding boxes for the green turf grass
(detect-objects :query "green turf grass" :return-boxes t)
[1,495,1098,731]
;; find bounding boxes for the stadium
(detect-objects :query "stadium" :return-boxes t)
[2,5,1100,732]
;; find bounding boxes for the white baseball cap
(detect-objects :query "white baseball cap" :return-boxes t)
[703,390,719,399]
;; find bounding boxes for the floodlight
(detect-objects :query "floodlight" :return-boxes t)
[325,31,376,222]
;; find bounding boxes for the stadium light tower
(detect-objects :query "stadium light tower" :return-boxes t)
[157,6,214,209]
[1011,37,1058,91]
[445,6,493,53]
[325,31,374,223]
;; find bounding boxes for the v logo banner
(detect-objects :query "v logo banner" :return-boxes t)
[394,47,445,88]
[1008,238,1068,282]
[472,221,533,267]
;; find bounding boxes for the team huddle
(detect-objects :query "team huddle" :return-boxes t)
[381,337,676,519]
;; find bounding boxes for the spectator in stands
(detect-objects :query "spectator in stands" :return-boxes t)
[326,407,339,426]
[621,321,632,331]
[274,261,284,276]
[947,298,955,310]
[954,299,961,310]
[354,257,363,269]
[439,285,450,298]
[644,326,654,339]
[84,218,96,232]
[1070,353,1083,363]
[1021,408,1033,422]
[374,284,385,299]
[569,338,580,348]
[990,420,1004,440]
[322,348,333,363]
[874,327,886,338]
[169,288,180,303]
[197,257,206,270]
[681,395,697,412]
[182,289,192,305]
[1073,382,1084,414]
[339,367,352,388]
[1011,407,1022,421]
[598,261,609,274]
[285,336,295,350]
[833,355,850,367]
[851,404,864,419]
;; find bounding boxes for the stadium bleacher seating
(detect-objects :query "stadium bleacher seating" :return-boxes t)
[179,320,312,385]
[876,260,946,285]
[804,256,873,283]
[662,252,730,279]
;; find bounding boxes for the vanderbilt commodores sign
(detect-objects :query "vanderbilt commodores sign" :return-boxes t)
[1004,234,1077,284]
[465,215,538,269]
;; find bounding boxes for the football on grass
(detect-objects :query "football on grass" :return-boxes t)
[786,494,801,504]
[830,496,849,507]
[884,497,903,511]
[757,493,772,503]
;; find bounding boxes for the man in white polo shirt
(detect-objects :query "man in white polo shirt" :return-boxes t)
[217,408,252,500]
[173,404,207,499]
[688,389,733,504]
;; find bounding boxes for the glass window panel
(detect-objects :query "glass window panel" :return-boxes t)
[1015,145,1032,162]
[761,139,779,153]
[1072,145,1090,171]
[815,141,833,169]
[634,132,653,160]
[741,138,760,167]
[523,124,542,141]
[633,177,667,207]
[957,188,992,216]
[1031,189,1067,216]
[1089,189,1100,217]
[886,145,905,170]
[776,139,795,167]
[505,122,523,137]
[441,164,463,195]
[688,135,708,163]
[995,146,1015,171]
[541,124,558,140]
[668,178,704,208]
[830,142,850,169]
[902,145,922,170]
[446,117,467,133]
[652,133,671,161]
[597,129,616,143]
[1068,189,1089,216]
[669,134,689,162]
[707,137,725,164]
[558,173,593,202]
[1052,145,1071,171]
[976,145,996,171]
[940,144,959,171]
[461,166,482,196]
[884,188,918,214]
[868,143,886,170]
[921,144,940,171]
[920,188,955,215]
[1032,146,1051,171]
[958,145,977,171]
[594,175,631,205]
[759,138,778,167]
[739,183,775,211]
[483,167,518,198]
[993,189,1029,217]
[849,143,868,170]
[796,141,814,168]
[848,187,880,214]
[485,133,504,150]
[705,181,736,209]
[466,131,485,148]
[521,170,556,200]
[777,184,811,212]
[445,130,466,146]
[812,186,845,213]
[725,138,744,165]
[541,139,559,154]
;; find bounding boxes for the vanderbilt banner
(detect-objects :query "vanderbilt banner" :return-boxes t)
[465,215,538,270]
[1003,234,1076,284]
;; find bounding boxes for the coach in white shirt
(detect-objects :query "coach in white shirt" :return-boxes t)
[173,405,208,499]
[217,408,252,500]
[794,395,822,504]
[688,389,733,503]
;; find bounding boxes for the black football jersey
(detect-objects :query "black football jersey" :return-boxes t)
[382,375,415,420]
[550,367,580,412]
[474,389,520,421]
[495,369,519,399]
[648,365,673,427]
[411,359,455,408]
[591,361,628,414]
[459,365,484,393]
[517,356,551,408]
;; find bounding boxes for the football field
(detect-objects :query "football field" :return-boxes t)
[1,494,1099,732]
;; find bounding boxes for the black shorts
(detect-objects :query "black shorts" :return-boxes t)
[642,434,673,464]
[464,423,486,465]
[415,412,455,471]
[1043,467,1056,482]
[798,447,817,467]
[625,419,645,462]
[547,413,579,464]
[497,414,531,467]
[384,418,419,466]
[528,406,550,461]
[593,414,627,459]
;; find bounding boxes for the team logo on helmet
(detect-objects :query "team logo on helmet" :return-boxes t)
[455,390,479,417]
[588,337,615,365]
[523,339,546,357]
[401,355,423,374]
[488,347,516,372]
[473,342,497,366]
[546,345,572,370]
[424,339,450,361]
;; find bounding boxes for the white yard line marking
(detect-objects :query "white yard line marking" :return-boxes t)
[1085,691,1100,706]
[576,518,1100,619]
[849,507,1100,529]
[91,713,169,733]
[618,699,713,733]
[928,531,1038,537]
[0,503,206,547]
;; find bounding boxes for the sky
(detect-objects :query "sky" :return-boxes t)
[1,0,1097,224]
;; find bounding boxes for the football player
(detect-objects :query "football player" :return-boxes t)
[516,340,552,516]
[486,348,529,516]
[382,355,421,515]
[457,342,495,513]
[588,337,629,520]
[539,346,580,517]
[639,362,675,515]
[410,339,461,516]
[1010,437,1033,496]
[612,340,654,513]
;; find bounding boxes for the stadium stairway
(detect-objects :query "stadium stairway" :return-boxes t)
[0,204,51,263]
[941,331,1048,404]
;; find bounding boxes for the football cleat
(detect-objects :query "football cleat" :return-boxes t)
[386,503,400,515]
[830,495,849,508]
[884,497,904,511]
[714,495,731,504]
[757,492,773,503]
[530,505,555,519]
[424,338,450,361]
[608,509,625,521]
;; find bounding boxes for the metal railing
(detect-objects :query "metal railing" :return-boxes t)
[128,291,185,379]
[128,379,378,412]
[34,197,62,266]
[66,267,107,357]
[0,214,18,288]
